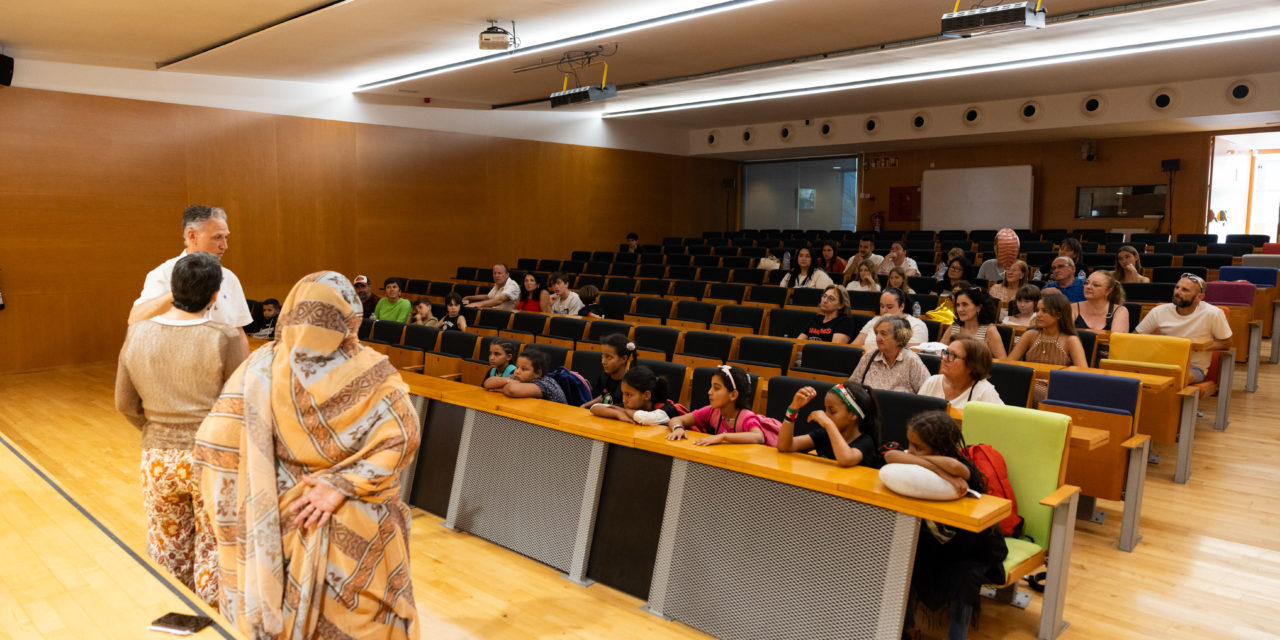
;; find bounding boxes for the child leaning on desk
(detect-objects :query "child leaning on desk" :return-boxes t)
[590,366,686,425]
[664,365,780,446]
[775,382,882,468]
[883,411,1007,640]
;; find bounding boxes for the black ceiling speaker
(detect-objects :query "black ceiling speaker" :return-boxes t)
[0,55,13,87]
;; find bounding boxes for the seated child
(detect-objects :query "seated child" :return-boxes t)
[884,411,1008,640]
[409,299,439,327]
[590,365,685,425]
[250,298,280,339]
[776,382,882,468]
[482,346,567,404]
[483,339,516,382]
[577,285,605,319]
[665,365,780,446]
[582,334,635,408]
[439,292,467,331]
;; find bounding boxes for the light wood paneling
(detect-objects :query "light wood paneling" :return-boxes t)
[0,87,737,373]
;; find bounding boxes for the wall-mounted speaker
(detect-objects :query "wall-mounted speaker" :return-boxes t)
[0,55,13,87]
[1161,158,1181,172]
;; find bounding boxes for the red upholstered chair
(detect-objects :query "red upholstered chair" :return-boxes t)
[1205,281,1262,392]
[1263,242,1280,254]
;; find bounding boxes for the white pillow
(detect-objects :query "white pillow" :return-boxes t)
[879,463,961,501]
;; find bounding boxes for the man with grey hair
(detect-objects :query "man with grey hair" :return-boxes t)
[1040,256,1086,302]
[464,263,519,310]
[130,205,252,357]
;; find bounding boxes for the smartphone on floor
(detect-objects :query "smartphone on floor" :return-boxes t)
[149,612,214,636]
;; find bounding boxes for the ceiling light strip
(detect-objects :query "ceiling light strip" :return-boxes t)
[601,24,1280,118]
[157,0,356,69]
[355,0,776,91]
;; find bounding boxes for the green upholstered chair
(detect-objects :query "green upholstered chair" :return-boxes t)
[962,401,1079,640]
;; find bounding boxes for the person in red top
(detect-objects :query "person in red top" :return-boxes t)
[515,273,552,312]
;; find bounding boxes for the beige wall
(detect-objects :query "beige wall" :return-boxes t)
[859,133,1212,234]
[0,87,739,373]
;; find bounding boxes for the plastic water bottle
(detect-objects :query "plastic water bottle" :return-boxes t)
[782,250,792,271]
[934,265,946,281]
[1077,269,1086,279]
[912,301,922,317]
[1032,268,1042,281]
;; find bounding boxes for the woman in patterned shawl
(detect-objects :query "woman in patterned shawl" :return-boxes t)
[195,271,420,639]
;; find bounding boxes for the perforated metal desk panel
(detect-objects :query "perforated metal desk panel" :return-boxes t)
[404,376,1009,640]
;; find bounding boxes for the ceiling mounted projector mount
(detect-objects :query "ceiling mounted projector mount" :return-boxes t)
[942,1,1046,37]
[479,20,520,50]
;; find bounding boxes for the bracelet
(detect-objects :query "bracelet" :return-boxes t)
[784,408,799,422]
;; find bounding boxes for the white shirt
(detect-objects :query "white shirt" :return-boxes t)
[1135,301,1232,371]
[134,251,252,328]
[847,253,884,274]
[878,256,920,277]
[780,269,834,290]
[551,291,584,315]
[845,281,880,293]
[858,314,929,345]
[487,278,521,310]
[918,376,1004,410]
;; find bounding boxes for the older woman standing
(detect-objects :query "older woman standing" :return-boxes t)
[918,338,1004,410]
[940,288,1008,359]
[1072,269,1130,334]
[195,271,420,639]
[847,315,931,393]
[798,285,857,344]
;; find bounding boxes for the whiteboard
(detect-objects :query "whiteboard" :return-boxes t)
[920,165,1033,230]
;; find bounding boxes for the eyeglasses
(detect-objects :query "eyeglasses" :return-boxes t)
[942,349,961,362]
[820,294,839,302]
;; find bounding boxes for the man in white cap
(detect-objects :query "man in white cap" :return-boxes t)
[129,205,251,357]
[353,275,379,318]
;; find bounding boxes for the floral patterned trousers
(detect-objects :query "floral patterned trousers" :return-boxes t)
[141,448,218,605]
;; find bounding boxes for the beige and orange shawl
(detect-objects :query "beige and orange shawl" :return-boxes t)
[195,271,420,640]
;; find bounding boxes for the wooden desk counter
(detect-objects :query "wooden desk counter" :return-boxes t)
[995,359,1067,378]
[1069,425,1111,451]
[400,370,465,400]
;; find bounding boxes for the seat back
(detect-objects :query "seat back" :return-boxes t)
[847,290,882,313]
[716,305,765,332]
[872,389,946,447]
[598,293,634,319]
[766,308,821,338]
[1205,281,1255,306]
[961,402,1070,549]
[546,316,588,340]
[370,320,406,344]
[670,279,706,299]
[474,308,512,331]
[746,285,788,307]
[635,278,672,296]
[679,331,736,360]
[1044,369,1140,415]
[637,263,666,278]
[604,277,636,293]
[509,312,548,335]
[631,296,673,319]
[706,283,747,304]
[633,325,681,359]
[1241,254,1280,269]
[1152,266,1201,283]
[733,336,794,374]
[525,342,569,369]
[358,318,375,340]
[1219,265,1279,288]
[1181,253,1233,269]
[987,363,1034,407]
[1122,282,1175,303]
[587,320,634,343]
[568,348,603,383]
[787,288,823,307]
[1226,233,1269,247]
[438,331,480,358]
[798,343,864,376]
[1176,233,1217,246]
[1104,333,1191,383]
[672,300,717,326]
[1207,242,1256,257]
[402,324,441,351]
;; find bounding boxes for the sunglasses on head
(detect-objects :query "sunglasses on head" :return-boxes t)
[1181,273,1206,292]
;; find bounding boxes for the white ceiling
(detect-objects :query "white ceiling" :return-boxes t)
[4,0,1279,137]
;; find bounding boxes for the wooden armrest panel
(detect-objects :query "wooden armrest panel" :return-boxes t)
[1121,434,1151,449]
[1039,484,1080,508]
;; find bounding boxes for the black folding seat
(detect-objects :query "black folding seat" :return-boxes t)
[597,293,634,320]
[704,283,747,305]
[635,279,671,296]
[791,344,863,382]
[746,285,788,308]
[766,308,819,339]
[674,332,736,369]
[668,300,717,330]
[632,325,681,359]
[729,336,795,377]
[712,305,764,334]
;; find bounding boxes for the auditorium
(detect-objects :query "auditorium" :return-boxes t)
[2,1,1279,638]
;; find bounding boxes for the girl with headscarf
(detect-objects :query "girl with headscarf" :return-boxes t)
[195,271,420,640]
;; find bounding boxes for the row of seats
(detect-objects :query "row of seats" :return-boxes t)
[678,229,1271,247]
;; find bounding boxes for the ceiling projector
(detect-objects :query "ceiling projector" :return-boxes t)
[550,84,618,108]
[941,1,1046,37]
[479,25,513,50]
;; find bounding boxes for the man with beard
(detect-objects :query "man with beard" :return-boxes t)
[1135,274,1233,382]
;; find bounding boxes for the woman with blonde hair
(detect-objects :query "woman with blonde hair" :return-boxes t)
[195,271,420,639]
[987,260,1028,303]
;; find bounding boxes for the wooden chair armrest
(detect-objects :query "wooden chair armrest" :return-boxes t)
[1039,484,1080,508]
[1121,434,1151,449]
[440,373,462,381]
[1177,386,1198,397]
[401,364,426,372]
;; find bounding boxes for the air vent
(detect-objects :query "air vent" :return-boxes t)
[1081,95,1105,117]
[962,107,982,126]
[864,117,880,134]
[779,124,793,142]
[912,113,928,130]
[742,128,756,144]
[706,131,719,148]
[1227,80,1254,104]
[1019,101,1041,121]
[819,121,836,138]
[1150,89,1176,110]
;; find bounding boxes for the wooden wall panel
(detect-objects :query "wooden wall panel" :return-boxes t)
[860,133,1211,234]
[0,87,737,373]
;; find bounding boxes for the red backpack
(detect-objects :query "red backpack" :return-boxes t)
[964,444,1024,538]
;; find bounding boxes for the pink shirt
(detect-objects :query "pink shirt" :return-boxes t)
[689,406,780,447]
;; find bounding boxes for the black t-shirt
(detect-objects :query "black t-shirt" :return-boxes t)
[804,314,856,342]
[594,373,623,405]
[579,304,606,318]
[807,428,880,468]
[439,316,463,332]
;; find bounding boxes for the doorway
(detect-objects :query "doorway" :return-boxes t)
[1209,132,1280,241]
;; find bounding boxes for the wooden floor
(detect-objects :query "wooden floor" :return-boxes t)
[1,351,1278,639]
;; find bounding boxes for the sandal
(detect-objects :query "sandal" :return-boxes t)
[1025,571,1046,593]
